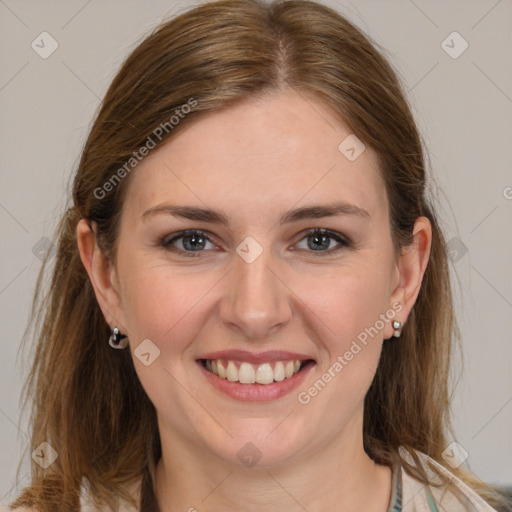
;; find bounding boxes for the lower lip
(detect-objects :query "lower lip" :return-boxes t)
[197,360,316,402]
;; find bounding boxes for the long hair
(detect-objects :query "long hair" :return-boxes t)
[10,0,507,510]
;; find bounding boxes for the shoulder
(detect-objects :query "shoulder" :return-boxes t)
[399,447,498,512]
[80,476,141,512]
[0,476,142,512]
[0,491,139,512]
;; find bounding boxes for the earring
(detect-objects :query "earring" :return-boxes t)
[109,327,129,349]
[392,321,404,338]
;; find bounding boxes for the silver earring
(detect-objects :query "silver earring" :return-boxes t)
[392,321,404,338]
[109,327,129,349]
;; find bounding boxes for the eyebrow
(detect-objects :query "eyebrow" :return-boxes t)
[141,201,370,226]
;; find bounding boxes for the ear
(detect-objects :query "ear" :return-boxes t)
[384,216,432,339]
[76,219,126,332]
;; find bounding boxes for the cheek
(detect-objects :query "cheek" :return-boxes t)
[122,275,177,341]
[299,264,391,346]
[119,263,217,422]
[120,258,222,357]
[288,266,391,441]
[123,280,183,341]
[295,263,390,397]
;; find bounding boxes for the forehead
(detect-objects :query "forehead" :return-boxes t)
[124,90,387,225]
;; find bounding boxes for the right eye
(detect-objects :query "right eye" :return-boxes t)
[160,230,219,257]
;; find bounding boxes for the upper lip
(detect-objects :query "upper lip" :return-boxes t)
[198,350,314,364]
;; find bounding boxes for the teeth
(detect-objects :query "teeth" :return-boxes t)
[274,361,285,381]
[204,358,305,385]
[239,362,256,384]
[226,361,238,382]
[285,361,294,378]
[256,363,273,384]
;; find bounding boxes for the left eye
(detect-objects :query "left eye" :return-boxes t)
[160,228,350,258]
[294,228,350,254]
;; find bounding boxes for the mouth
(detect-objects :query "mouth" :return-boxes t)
[199,358,315,385]
[196,351,316,402]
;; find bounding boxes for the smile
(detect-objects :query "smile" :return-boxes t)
[196,350,316,401]
[202,358,307,385]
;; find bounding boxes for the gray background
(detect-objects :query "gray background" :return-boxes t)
[1,0,511,503]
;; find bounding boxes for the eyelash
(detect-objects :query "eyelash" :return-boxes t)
[159,228,351,258]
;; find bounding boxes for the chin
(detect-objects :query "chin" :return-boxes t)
[204,427,307,470]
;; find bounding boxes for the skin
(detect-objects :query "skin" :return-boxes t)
[77,89,431,512]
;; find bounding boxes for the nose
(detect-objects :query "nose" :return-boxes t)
[219,243,292,340]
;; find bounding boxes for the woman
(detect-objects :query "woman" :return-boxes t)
[4,0,508,510]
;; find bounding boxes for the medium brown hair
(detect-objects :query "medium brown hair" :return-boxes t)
[10,0,507,510]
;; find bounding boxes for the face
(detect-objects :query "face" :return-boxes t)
[87,90,420,469]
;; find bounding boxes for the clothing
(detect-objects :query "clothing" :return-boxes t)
[1,447,499,511]
[399,447,497,512]
[388,454,402,512]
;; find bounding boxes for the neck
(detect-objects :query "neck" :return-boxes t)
[154,420,393,512]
